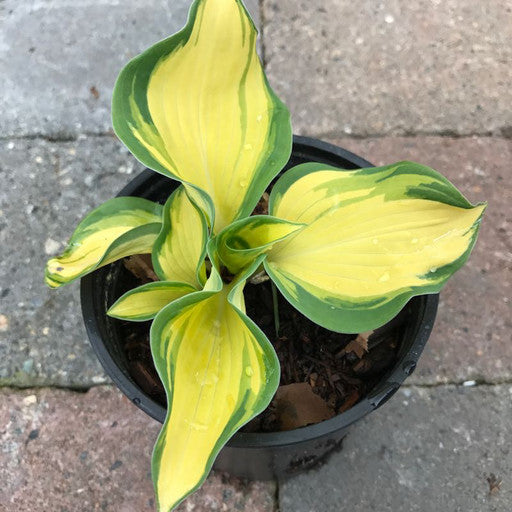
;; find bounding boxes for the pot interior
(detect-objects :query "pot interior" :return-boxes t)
[81,136,438,446]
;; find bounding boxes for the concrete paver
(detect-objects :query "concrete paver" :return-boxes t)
[1,135,509,388]
[264,0,512,137]
[279,384,512,512]
[0,136,143,387]
[0,386,277,512]
[0,0,259,138]
[330,136,511,385]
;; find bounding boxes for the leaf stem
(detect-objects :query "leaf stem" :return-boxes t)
[271,281,280,337]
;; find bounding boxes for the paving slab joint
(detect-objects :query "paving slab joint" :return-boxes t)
[2,130,511,145]
[258,0,267,67]
[403,379,512,388]
[1,378,511,394]
[0,132,116,143]
[310,129,512,140]
[0,383,107,393]
[274,477,280,512]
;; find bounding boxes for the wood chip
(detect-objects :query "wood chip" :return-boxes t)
[273,382,335,431]
[252,192,269,215]
[338,389,360,413]
[123,254,158,283]
[342,330,373,358]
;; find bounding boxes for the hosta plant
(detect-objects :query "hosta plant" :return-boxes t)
[44,0,485,510]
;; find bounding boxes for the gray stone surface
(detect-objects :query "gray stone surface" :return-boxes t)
[330,136,511,385]
[264,0,512,137]
[280,385,512,512]
[0,386,277,511]
[0,0,260,138]
[0,136,152,387]
[1,135,509,387]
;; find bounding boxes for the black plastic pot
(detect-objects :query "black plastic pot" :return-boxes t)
[81,136,438,480]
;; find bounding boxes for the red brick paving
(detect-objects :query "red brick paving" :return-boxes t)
[331,136,511,384]
[0,387,276,512]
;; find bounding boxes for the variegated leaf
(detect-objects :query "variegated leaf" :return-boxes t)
[150,264,279,512]
[215,215,304,275]
[107,281,196,321]
[266,161,486,332]
[152,186,208,288]
[112,0,292,233]
[45,197,163,288]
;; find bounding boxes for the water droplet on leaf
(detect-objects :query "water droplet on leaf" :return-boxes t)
[190,422,208,431]
[379,272,390,282]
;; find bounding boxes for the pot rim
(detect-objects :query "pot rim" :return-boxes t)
[81,135,438,449]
